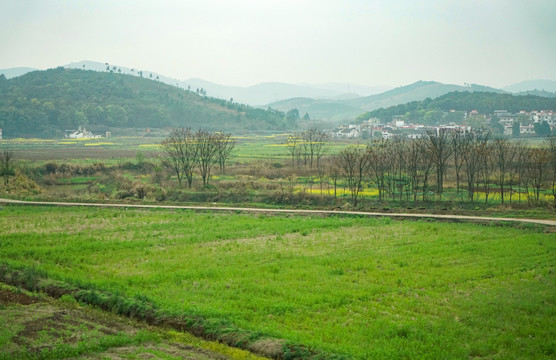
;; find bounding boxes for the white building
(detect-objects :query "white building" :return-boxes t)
[65,126,101,139]
[336,125,361,138]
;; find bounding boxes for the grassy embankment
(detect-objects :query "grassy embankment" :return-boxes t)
[1,205,554,359]
[0,283,269,360]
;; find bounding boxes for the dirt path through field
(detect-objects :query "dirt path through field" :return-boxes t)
[1,198,555,226]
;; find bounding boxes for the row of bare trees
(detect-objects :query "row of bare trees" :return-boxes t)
[160,128,555,207]
[333,132,556,206]
[161,129,235,188]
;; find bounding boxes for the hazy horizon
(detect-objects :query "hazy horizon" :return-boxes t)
[1,0,555,88]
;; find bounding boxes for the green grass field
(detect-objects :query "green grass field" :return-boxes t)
[1,205,554,359]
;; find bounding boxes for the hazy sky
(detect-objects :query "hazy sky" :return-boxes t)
[1,0,555,88]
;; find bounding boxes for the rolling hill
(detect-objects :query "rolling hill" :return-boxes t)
[266,81,507,121]
[2,61,388,106]
[502,79,556,93]
[358,91,556,123]
[0,67,289,138]
[0,67,37,79]
[2,61,555,126]
[64,61,385,105]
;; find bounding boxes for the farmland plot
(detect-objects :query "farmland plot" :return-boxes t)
[0,206,554,359]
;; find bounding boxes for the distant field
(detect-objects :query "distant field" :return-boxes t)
[2,133,355,164]
[3,136,163,164]
[1,205,554,359]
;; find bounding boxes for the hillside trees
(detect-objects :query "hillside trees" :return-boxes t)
[359,92,556,125]
[0,68,290,137]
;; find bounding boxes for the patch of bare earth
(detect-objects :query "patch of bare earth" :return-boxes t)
[80,344,232,360]
[0,286,249,359]
[0,288,38,305]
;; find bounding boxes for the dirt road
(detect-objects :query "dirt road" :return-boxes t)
[1,198,555,226]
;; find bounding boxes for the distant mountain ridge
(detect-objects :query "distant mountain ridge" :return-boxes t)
[1,61,555,122]
[0,67,37,79]
[502,79,556,93]
[64,61,387,105]
[266,81,507,121]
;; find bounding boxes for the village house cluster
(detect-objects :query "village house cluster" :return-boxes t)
[334,110,556,139]
[495,110,556,136]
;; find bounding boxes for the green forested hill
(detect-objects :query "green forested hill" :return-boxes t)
[0,67,291,137]
[358,91,556,123]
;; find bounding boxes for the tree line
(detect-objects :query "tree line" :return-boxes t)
[161,127,556,208]
[331,132,556,206]
[161,129,236,188]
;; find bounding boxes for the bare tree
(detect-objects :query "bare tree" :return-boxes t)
[527,147,549,202]
[367,140,389,201]
[214,132,236,175]
[492,138,512,204]
[426,130,453,198]
[301,128,329,168]
[0,147,15,186]
[161,128,198,188]
[284,134,302,168]
[461,134,483,202]
[328,156,341,201]
[392,138,408,201]
[406,138,430,202]
[514,144,529,203]
[450,132,466,199]
[336,146,370,207]
[477,139,495,203]
[195,129,219,187]
[547,136,556,205]
[506,144,520,204]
